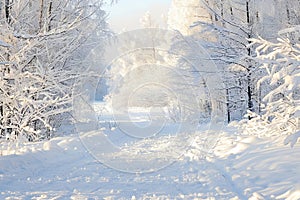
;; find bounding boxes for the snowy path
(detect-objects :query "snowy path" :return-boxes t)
[1,126,300,199]
[0,137,237,199]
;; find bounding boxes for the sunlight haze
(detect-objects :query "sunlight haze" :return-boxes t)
[105,0,171,31]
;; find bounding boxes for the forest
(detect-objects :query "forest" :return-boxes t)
[0,0,299,199]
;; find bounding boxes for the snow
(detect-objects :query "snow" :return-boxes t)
[278,26,300,36]
[1,110,300,199]
[0,40,11,47]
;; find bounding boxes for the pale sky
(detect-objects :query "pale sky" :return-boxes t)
[104,0,172,32]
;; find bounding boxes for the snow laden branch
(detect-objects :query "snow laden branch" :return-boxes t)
[239,37,300,147]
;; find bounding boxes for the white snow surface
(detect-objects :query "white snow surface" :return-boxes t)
[0,112,300,199]
[0,40,11,47]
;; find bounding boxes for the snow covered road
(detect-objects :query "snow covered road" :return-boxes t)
[1,127,300,199]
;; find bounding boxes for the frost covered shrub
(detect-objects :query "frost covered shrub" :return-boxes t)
[238,36,299,145]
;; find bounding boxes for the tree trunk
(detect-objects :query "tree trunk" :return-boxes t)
[39,0,44,31]
[0,1,3,18]
[5,0,11,24]
[47,1,53,31]
[286,4,291,25]
[226,88,231,123]
[0,104,3,137]
[246,1,254,119]
[247,74,253,111]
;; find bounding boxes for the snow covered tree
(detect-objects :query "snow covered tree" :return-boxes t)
[167,1,230,123]
[168,0,213,36]
[189,0,300,122]
[239,34,299,146]
[0,0,109,141]
[103,30,180,120]
[100,11,213,123]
